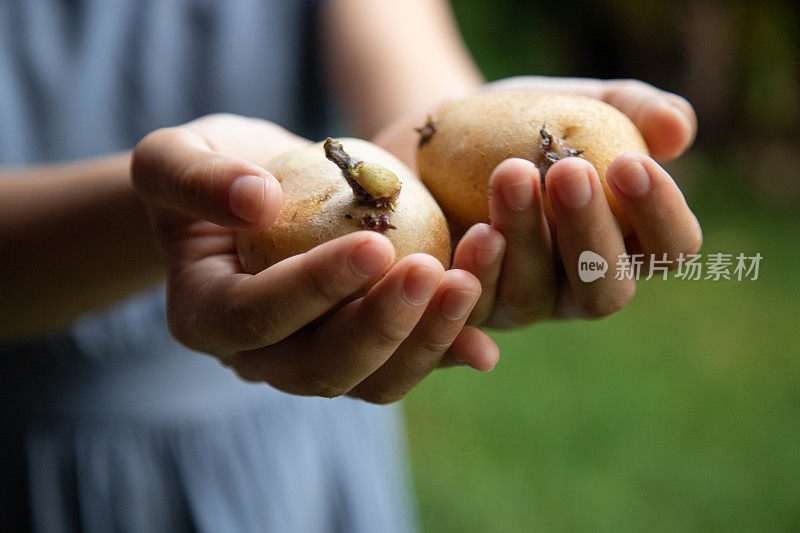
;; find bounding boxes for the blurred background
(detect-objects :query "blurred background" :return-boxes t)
[404,1,800,531]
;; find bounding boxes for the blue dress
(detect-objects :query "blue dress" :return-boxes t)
[0,1,416,531]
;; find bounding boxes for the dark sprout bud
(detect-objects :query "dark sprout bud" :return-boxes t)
[324,137,402,210]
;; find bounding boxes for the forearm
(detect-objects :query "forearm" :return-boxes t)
[0,153,163,341]
[322,0,484,139]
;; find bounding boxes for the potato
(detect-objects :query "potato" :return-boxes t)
[236,138,451,276]
[416,91,648,235]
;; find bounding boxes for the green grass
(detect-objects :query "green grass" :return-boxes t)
[404,154,800,532]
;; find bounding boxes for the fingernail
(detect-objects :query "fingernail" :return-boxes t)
[440,290,479,321]
[402,267,440,306]
[348,240,392,278]
[553,168,592,208]
[228,175,266,223]
[615,161,651,197]
[502,178,533,211]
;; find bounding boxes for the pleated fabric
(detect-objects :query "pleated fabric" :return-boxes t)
[0,1,418,531]
[21,395,415,533]
[0,0,325,165]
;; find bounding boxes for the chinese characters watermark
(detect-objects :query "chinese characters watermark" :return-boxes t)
[578,251,762,282]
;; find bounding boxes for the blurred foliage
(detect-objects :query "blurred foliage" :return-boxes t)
[406,142,800,533]
[450,0,800,205]
[741,2,800,134]
[405,1,800,531]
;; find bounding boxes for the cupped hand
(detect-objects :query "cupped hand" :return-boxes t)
[131,114,497,404]
[452,78,703,327]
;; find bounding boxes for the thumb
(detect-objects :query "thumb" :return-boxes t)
[130,126,282,230]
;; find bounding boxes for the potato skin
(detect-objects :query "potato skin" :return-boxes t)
[236,138,451,275]
[416,91,649,234]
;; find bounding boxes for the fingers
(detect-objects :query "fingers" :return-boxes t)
[236,254,446,397]
[546,157,635,317]
[451,223,505,325]
[131,126,282,230]
[349,269,482,404]
[438,326,500,371]
[602,80,697,160]
[169,231,395,353]
[486,159,556,326]
[606,154,703,263]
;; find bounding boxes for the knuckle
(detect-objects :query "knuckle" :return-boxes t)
[417,336,456,358]
[130,128,179,190]
[304,259,349,305]
[369,317,413,350]
[131,126,218,209]
[397,344,449,381]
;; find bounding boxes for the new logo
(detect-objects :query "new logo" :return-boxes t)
[578,250,608,282]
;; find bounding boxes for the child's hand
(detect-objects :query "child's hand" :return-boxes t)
[450,78,703,327]
[131,114,497,404]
